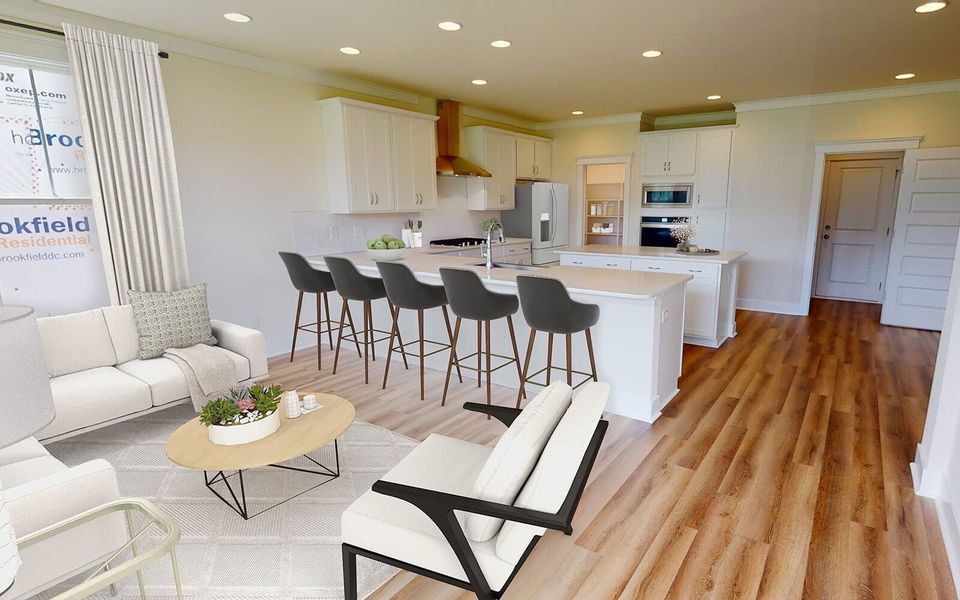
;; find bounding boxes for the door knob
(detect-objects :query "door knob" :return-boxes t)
[825,224,832,230]
[823,234,830,239]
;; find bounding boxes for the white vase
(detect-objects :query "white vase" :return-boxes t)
[207,410,280,446]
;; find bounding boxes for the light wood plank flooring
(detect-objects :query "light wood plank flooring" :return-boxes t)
[266,299,955,599]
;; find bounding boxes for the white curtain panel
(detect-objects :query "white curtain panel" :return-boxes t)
[63,23,189,304]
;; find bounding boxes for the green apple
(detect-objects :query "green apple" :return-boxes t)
[366,239,377,249]
[387,240,400,249]
[380,234,394,243]
[396,240,406,249]
[373,240,388,250]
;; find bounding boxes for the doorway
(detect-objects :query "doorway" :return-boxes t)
[813,152,903,303]
[575,155,633,248]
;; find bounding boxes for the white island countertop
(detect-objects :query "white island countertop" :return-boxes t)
[557,245,746,264]
[309,248,690,301]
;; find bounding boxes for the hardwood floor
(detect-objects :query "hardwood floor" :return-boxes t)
[266,299,955,599]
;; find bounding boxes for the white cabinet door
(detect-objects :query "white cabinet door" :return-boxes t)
[692,210,726,250]
[392,115,419,211]
[694,129,731,207]
[345,105,395,212]
[411,116,438,210]
[534,139,552,180]
[684,278,720,339]
[516,137,536,179]
[497,133,517,209]
[640,134,670,175]
[343,106,373,211]
[667,131,698,175]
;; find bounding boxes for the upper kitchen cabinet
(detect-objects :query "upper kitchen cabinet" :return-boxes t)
[639,131,698,176]
[694,128,733,208]
[463,126,519,210]
[516,136,553,180]
[319,97,438,214]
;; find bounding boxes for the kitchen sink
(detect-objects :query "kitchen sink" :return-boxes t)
[472,262,546,271]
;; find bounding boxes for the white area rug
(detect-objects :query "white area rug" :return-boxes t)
[33,402,417,600]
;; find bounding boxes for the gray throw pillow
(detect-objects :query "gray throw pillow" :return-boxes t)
[128,283,218,359]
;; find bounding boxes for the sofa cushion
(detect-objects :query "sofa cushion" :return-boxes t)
[496,382,609,563]
[38,367,152,440]
[37,309,117,377]
[128,283,218,359]
[0,437,51,468]
[343,433,517,592]
[102,304,140,364]
[463,381,572,542]
[117,347,250,407]
[0,455,65,488]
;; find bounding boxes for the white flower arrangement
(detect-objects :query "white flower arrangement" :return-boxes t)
[669,217,701,251]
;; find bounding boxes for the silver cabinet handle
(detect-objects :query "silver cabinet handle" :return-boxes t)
[374,192,379,205]
[648,266,662,270]
[663,161,667,172]
[369,192,374,205]
[605,263,619,267]
[572,261,584,265]
[697,193,701,204]
[689,269,703,273]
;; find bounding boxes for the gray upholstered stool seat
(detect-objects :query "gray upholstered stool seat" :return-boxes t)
[279,251,357,370]
[325,255,408,384]
[515,275,599,406]
[377,261,463,401]
[438,268,525,409]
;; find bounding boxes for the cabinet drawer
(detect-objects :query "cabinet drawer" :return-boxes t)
[500,243,532,259]
[631,258,720,279]
[560,254,630,270]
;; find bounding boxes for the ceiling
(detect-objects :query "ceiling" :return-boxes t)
[32,0,960,122]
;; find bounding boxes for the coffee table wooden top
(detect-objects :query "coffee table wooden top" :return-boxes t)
[165,393,355,472]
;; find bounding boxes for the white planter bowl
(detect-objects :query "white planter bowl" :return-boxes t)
[207,410,280,446]
[367,247,406,262]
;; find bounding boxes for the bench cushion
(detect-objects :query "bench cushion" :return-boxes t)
[38,367,152,439]
[464,381,572,542]
[37,309,117,377]
[496,382,609,563]
[342,433,517,593]
[117,348,249,407]
[102,304,140,364]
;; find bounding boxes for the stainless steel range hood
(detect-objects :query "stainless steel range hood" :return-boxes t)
[436,100,491,177]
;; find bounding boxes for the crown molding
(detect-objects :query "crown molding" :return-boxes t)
[461,105,537,131]
[653,110,736,128]
[0,1,423,105]
[536,111,647,131]
[735,79,960,112]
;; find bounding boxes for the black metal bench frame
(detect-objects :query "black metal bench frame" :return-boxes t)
[342,401,609,600]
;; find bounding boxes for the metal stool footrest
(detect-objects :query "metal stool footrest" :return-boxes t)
[523,364,597,391]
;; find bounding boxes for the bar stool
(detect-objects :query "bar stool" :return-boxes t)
[324,255,408,384]
[438,267,526,409]
[377,261,463,401]
[515,275,599,407]
[278,252,360,370]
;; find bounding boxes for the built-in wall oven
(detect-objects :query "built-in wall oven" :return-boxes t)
[640,216,685,248]
[641,183,693,208]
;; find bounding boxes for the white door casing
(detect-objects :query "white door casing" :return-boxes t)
[814,155,901,302]
[882,147,960,330]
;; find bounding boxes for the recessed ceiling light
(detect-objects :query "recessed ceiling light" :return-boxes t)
[340,47,361,55]
[895,72,916,79]
[490,40,512,48]
[438,21,462,31]
[223,12,251,23]
[707,94,722,100]
[571,110,584,115]
[641,50,662,58]
[471,79,488,86]
[915,1,948,12]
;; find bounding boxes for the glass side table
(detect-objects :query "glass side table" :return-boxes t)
[16,498,182,600]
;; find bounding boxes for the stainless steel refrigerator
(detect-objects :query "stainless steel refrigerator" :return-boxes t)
[502,182,569,265]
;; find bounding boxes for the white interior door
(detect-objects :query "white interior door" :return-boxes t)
[814,155,901,302]
[882,147,960,330]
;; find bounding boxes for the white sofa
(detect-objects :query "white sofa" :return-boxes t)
[0,438,125,599]
[35,305,268,441]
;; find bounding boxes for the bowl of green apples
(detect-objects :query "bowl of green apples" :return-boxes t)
[366,234,407,261]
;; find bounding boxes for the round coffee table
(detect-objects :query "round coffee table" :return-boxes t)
[165,393,355,520]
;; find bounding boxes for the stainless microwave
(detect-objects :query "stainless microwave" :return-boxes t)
[641,184,693,207]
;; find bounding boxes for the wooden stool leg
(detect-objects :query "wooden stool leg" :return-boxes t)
[316,293,323,370]
[367,303,376,362]
[290,291,303,362]
[442,317,462,406]
[476,320,483,387]
[441,305,463,383]
[546,333,554,383]
[381,304,401,389]
[363,300,371,384]
[485,320,492,414]
[332,301,348,375]
[391,301,409,369]
[323,292,334,350]
[566,333,573,386]
[585,328,598,382]
[344,302,363,358]
[506,316,525,400]
[517,329,536,408]
[418,309,426,401]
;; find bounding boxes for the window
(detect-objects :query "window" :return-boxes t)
[0,54,109,316]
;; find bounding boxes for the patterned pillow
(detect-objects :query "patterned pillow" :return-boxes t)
[128,283,218,359]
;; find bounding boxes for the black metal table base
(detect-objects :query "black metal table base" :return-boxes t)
[203,440,340,520]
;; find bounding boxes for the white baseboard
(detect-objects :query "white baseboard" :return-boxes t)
[913,445,960,592]
[736,298,804,315]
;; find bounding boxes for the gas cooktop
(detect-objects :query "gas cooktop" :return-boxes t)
[430,237,486,247]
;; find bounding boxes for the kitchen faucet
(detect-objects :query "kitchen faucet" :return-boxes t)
[482,220,505,269]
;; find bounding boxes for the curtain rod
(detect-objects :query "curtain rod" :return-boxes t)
[0,18,170,59]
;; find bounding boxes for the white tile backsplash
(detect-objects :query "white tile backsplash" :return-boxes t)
[292,177,499,256]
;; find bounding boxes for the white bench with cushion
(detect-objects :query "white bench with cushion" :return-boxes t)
[341,381,609,599]
[35,305,268,441]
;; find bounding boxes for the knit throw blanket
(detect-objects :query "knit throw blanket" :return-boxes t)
[164,344,238,411]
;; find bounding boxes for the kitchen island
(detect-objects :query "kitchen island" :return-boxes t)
[557,245,746,348]
[309,249,690,422]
